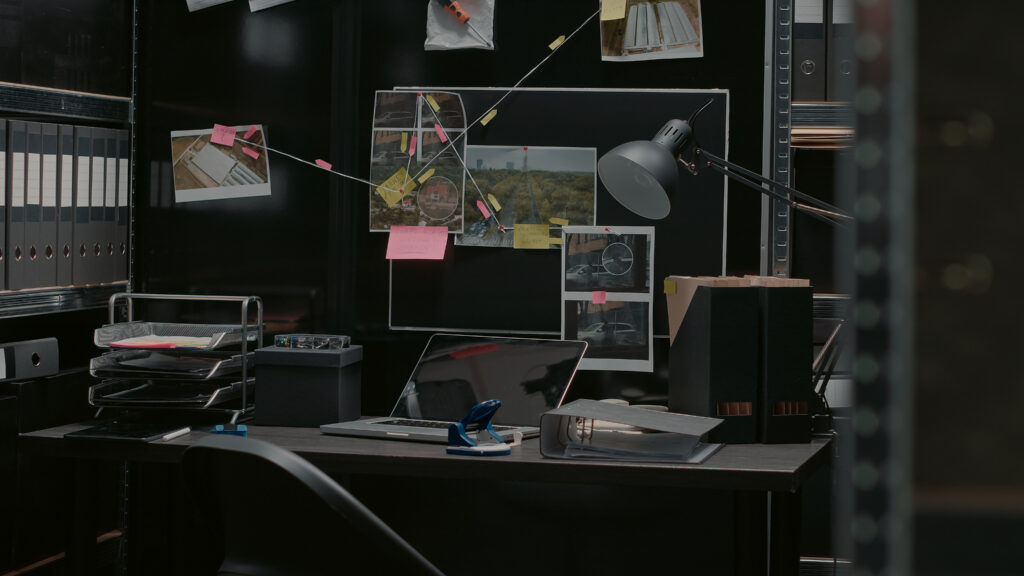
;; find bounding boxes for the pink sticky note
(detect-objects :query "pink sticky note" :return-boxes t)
[591,291,607,304]
[315,159,332,170]
[242,146,259,159]
[244,125,258,139]
[386,226,448,260]
[408,135,417,157]
[476,200,491,219]
[211,124,236,146]
[434,123,447,143]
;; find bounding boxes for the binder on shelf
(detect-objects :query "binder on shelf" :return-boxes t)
[665,276,760,444]
[0,120,6,290]
[792,0,826,102]
[57,124,75,286]
[826,0,855,101]
[89,127,105,285]
[104,129,118,283]
[40,123,59,288]
[7,120,27,290]
[25,122,42,288]
[116,129,130,281]
[750,277,813,444]
[72,126,92,286]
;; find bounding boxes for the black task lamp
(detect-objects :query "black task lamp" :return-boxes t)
[597,99,853,226]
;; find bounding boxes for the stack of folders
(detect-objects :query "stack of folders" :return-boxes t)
[2,119,130,291]
[87,321,258,412]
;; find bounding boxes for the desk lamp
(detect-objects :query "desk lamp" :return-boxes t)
[596,99,853,226]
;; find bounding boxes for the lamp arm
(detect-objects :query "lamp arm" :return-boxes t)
[695,149,854,225]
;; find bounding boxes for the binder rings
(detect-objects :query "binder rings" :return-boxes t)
[25,122,42,288]
[0,120,6,290]
[73,126,92,286]
[104,129,118,283]
[116,129,129,281]
[40,123,59,288]
[7,120,27,290]
[792,0,826,102]
[754,282,813,443]
[667,280,760,444]
[57,124,75,286]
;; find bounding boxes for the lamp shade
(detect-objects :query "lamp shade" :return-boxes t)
[597,117,696,220]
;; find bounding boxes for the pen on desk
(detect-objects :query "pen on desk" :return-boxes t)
[162,427,191,442]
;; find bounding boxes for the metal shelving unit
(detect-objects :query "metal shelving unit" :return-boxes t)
[0,2,136,320]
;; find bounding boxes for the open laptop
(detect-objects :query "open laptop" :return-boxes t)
[320,334,588,443]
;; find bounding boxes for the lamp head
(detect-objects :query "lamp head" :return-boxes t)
[597,118,692,220]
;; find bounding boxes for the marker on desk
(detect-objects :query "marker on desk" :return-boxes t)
[161,427,191,442]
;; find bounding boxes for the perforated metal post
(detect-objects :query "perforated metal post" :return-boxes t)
[767,0,794,278]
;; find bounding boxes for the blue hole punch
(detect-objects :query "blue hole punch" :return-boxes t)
[210,424,248,437]
[446,399,512,456]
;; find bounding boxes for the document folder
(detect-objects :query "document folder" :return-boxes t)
[540,399,723,463]
[40,123,59,288]
[666,277,760,444]
[57,124,75,286]
[792,0,826,101]
[104,129,118,283]
[7,120,27,290]
[72,126,91,286]
[116,129,129,281]
[749,278,813,444]
[25,122,41,288]
[0,120,6,290]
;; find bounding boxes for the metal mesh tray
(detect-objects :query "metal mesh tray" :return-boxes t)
[94,321,259,351]
[89,349,252,380]
[88,377,254,409]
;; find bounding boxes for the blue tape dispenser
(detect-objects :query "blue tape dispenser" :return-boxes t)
[446,398,512,456]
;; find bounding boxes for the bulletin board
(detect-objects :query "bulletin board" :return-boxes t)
[388,87,729,337]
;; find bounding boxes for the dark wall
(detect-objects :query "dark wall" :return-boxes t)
[133,0,767,415]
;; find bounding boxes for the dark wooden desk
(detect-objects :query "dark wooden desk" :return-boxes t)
[22,423,832,575]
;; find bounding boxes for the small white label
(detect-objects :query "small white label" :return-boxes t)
[42,154,57,207]
[91,157,104,206]
[0,349,6,380]
[61,155,74,207]
[77,156,90,206]
[105,157,116,207]
[11,152,24,207]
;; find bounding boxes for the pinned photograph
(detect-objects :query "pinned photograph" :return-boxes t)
[457,146,596,248]
[369,90,466,232]
[170,124,271,203]
[562,225,655,372]
[600,0,703,62]
[563,230,651,293]
[565,300,652,371]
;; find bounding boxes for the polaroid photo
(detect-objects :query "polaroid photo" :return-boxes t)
[562,226,655,372]
[170,124,271,203]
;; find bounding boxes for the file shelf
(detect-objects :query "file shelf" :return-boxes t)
[0,83,133,319]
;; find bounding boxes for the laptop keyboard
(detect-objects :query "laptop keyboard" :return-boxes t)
[379,418,517,432]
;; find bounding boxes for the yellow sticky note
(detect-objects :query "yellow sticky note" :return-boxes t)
[487,194,502,211]
[425,94,441,112]
[400,132,408,153]
[513,224,555,250]
[481,109,498,126]
[600,0,627,21]
[549,217,569,226]
[664,279,678,294]
[375,167,417,207]
[548,35,566,51]
[549,237,564,245]
[417,168,436,184]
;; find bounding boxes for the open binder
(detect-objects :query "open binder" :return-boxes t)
[539,399,723,464]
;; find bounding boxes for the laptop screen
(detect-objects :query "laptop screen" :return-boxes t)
[390,334,587,426]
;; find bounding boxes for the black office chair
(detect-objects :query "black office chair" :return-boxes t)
[181,434,445,576]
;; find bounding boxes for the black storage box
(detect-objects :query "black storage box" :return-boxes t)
[254,345,362,426]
